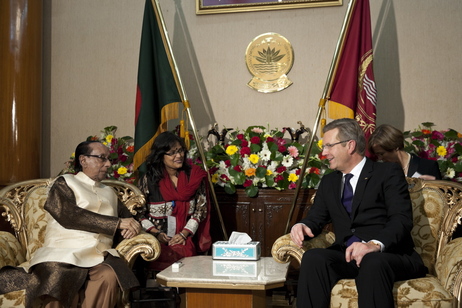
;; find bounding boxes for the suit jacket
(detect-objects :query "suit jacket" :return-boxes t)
[301,158,416,255]
[408,153,442,179]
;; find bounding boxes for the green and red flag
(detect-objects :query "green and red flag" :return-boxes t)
[328,0,377,139]
[134,0,181,174]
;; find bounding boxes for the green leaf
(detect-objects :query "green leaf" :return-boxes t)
[454,162,462,172]
[250,143,261,153]
[256,166,267,178]
[230,154,240,166]
[245,185,259,197]
[224,184,236,194]
[265,175,275,187]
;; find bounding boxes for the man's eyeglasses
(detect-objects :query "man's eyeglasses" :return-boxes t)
[321,140,350,151]
[165,148,185,156]
[85,154,109,162]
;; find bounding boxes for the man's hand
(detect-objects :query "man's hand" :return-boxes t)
[290,223,315,247]
[118,218,141,239]
[345,242,380,266]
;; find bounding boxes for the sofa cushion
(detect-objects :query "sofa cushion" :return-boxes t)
[0,231,25,267]
[330,276,454,308]
[409,185,446,275]
[23,186,49,261]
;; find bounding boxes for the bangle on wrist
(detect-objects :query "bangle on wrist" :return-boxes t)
[179,232,187,240]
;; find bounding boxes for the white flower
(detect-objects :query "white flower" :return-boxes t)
[282,155,294,168]
[242,157,252,170]
[446,168,455,179]
[259,149,272,162]
[268,161,279,173]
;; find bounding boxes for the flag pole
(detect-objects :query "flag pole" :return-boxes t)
[284,0,358,234]
[151,0,228,240]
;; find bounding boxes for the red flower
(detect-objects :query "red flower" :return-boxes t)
[276,166,287,173]
[126,146,134,152]
[421,129,431,135]
[236,134,245,140]
[250,136,261,144]
[243,179,253,187]
[240,147,251,157]
[220,174,230,182]
[309,167,321,175]
[275,175,284,183]
[233,165,242,172]
[431,130,444,140]
[241,140,249,147]
[278,145,286,153]
[266,136,274,143]
[224,160,231,168]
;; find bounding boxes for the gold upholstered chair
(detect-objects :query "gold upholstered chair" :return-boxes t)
[0,178,161,308]
[272,178,462,307]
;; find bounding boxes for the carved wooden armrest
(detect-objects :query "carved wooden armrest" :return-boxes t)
[435,237,462,304]
[116,232,160,268]
[0,231,26,268]
[272,230,335,265]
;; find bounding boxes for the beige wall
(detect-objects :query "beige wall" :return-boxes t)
[42,0,462,177]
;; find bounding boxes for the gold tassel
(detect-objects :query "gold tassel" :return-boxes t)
[179,120,185,138]
[320,106,327,137]
[184,131,190,150]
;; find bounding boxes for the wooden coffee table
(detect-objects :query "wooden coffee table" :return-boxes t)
[156,255,289,308]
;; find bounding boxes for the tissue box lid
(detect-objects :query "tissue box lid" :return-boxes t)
[212,241,261,260]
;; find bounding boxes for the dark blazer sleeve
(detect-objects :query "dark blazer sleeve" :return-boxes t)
[44,177,120,236]
[408,154,442,180]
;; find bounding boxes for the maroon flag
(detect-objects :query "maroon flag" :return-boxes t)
[328,0,377,139]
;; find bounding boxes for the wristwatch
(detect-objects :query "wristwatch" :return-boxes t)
[368,240,382,252]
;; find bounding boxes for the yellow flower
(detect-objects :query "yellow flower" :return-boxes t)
[436,146,447,157]
[266,169,273,176]
[117,167,127,175]
[288,173,299,182]
[106,135,114,143]
[317,139,323,149]
[245,168,256,177]
[226,145,238,155]
[211,173,219,184]
[249,154,259,164]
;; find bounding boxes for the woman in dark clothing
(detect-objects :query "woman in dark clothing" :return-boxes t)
[368,124,442,180]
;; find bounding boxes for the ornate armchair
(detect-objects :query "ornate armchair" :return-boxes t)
[0,178,160,308]
[272,178,462,307]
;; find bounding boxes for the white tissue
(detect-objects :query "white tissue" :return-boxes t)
[228,231,252,244]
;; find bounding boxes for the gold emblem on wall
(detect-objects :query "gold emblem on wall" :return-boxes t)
[245,32,294,93]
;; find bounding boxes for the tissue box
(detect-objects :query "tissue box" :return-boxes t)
[213,260,257,277]
[212,241,261,260]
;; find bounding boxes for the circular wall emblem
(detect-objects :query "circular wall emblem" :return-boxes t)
[245,32,294,93]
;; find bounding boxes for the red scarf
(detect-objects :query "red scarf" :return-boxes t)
[158,164,211,252]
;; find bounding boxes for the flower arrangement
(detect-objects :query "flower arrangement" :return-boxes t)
[60,126,136,183]
[404,122,462,181]
[201,125,331,197]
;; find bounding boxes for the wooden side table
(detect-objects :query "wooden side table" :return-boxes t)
[156,256,290,308]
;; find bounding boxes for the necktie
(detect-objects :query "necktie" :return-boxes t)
[342,173,354,215]
[342,173,360,246]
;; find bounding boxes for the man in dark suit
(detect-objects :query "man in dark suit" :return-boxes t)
[290,118,427,308]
